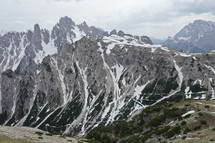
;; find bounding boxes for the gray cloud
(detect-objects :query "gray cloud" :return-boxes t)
[47,0,83,1]
[0,0,215,39]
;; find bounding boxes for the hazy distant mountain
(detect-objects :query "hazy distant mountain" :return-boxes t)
[165,20,215,53]
[0,30,7,36]
[150,37,166,44]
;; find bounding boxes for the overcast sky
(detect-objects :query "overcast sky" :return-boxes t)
[1,0,215,39]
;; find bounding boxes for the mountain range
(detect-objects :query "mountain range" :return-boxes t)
[0,16,215,138]
[164,20,215,53]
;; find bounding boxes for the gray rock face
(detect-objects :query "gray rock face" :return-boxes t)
[0,16,111,120]
[1,32,215,137]
[3,16,214,137]
[165,20,215,53]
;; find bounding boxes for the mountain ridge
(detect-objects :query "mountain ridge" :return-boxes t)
[0,17,215,137]
[164,19,215,53]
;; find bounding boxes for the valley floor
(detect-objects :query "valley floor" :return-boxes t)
[0,126,78,143]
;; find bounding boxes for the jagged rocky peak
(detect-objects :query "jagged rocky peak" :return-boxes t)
[77,21,90,35]
[165,19,215,53]
[78,21,88,30]
[175,20,215,40]
[58,16,76,30]
[33,24,41,35]
[110,29,117,35]
[117,30,125,36]
[110,29,125,36]
[32,24,42,51]
[140,36,153,45]
[109,29,153,44]
[193,19,215,27]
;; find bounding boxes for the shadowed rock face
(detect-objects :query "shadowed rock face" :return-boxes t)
[1,16,215,136]
[165,20,215,53]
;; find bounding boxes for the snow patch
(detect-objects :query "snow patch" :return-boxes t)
[106,43,115,54]
[185,87,192,99]
[205,65,215,74]
[193,79,202,85]
[200,94,207,99]
[103,35,163,54]
[211,88,215,100]
[192,56,197,60]
[66,34,72,44]
[34,38,57,64]
[73,26,86,42]
[36,106,61,128]
[179,52,191,57]
[194,96,200,100]
[134,80,151,100]
[177,36,191,41]
[42,38,57,56]
[182,110,195,117]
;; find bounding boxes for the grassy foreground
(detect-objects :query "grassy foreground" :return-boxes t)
[0,135,34,143]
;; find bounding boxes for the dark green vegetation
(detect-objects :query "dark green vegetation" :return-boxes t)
[86,100,215,143]
[35,131,43,136]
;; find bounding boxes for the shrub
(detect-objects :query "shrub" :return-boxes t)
[45,133,54,136]
[163,108,180,119]
[181,121,187,126]
[147,115,165,127]
[38,136,43,139]
[143,105,162,114]
[84,139,102,143]
[198,112,203,116]
[125,135,141,143]
[200,120,207,125]
[114,121,130,137]
[155,126,170,135]
[205,105,210,108]
[184,114,191,119]
[164,126,181,138]
[86,126,117,143]
[35,131,43,136]
[184,127,191,134]
[194,125,201,130]
[178,116,183,121]
[182,136,186,140]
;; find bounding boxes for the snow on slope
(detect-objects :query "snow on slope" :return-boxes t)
[182,110,195,117]
[152,59,183,105]
[103,35,166,54]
